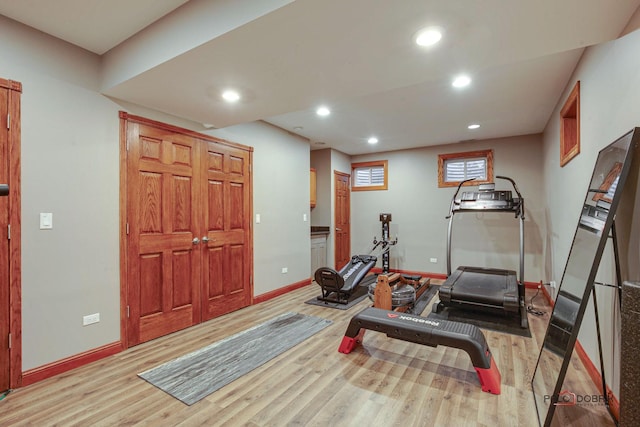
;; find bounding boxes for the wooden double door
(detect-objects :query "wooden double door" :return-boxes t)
[123,114,253,347]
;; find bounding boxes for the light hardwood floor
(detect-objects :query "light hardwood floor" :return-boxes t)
[0,284,615,426]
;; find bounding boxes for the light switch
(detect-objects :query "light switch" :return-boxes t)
[40,212,53,229]
[256,213,261,224]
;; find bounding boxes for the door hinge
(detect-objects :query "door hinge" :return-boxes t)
[7,224,10,240]
[127,305,130,318]
[8,333,11,349]
[126,223,129,235]
[6,113,9,130]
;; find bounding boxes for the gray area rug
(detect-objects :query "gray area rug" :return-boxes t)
[138,312,332,405]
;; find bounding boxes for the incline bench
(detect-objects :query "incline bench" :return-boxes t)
[314,255,377,304]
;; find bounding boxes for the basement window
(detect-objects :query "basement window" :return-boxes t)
[560,81,580,167]
[352,160,388,191]
[438,149,493,187]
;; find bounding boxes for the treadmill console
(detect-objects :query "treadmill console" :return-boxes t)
[458,190,515,210]
[579,204,608,234]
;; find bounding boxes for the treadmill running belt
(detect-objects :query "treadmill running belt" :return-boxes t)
[439,266,519,312]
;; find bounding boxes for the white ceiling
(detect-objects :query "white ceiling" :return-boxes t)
[1,0,639,155]
[0,0,190,54]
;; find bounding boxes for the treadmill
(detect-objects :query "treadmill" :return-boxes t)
[434,176,528,329]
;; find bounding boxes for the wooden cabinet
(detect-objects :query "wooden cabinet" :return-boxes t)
[310,168,317,208]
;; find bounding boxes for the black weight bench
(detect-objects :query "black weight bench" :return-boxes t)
[314,255,377,305]
[338,307,501,394]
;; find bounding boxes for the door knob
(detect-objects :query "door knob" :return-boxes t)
[192,237,200,245]
[202,236,210,243]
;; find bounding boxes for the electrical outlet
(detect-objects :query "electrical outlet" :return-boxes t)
[550,280,557,288]
[83,313,100,326]
[430,258,437,263]
[281,267,288,274]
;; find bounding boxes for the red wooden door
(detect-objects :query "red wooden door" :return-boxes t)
[0,78,21,391]
[0,85,9,391]
[126,122,201,346]
[334,171,351,270]
[201,141,252,320]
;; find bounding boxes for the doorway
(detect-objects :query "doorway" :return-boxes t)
[120,113,253,347]
[334,171,350,270]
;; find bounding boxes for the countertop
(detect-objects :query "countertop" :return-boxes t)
[311,226,330,236]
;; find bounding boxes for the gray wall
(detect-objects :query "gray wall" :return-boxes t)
[542,27,640,397]
[350,135,545,282]
[1,16,311,371]
[0,15,121,370]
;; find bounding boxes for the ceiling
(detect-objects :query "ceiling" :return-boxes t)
[1,0,639,155]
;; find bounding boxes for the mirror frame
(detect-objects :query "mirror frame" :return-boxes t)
[532,128,640,426]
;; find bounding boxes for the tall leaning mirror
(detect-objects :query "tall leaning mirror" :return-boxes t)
[531,128,640,427]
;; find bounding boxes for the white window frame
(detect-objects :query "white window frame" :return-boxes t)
[351,160,388,191]
[438,149,493,188]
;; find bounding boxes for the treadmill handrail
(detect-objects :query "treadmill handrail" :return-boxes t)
[496,175,522,199]
[446,177,477,219]
[496,175,525,219]
[449,176,524,218]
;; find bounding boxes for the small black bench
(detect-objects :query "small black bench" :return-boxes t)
[338,307,501,394]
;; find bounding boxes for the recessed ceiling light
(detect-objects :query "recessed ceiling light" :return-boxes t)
[316,106,331,116]
[468,124,480,129]
[415,27,442,47]
[293,126,304,131]
[314,141,326,145]
[452,75,471,88]
[222,90,240,102]
[368,137,379,144]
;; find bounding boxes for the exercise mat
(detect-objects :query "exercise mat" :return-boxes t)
[138,312,332,405]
